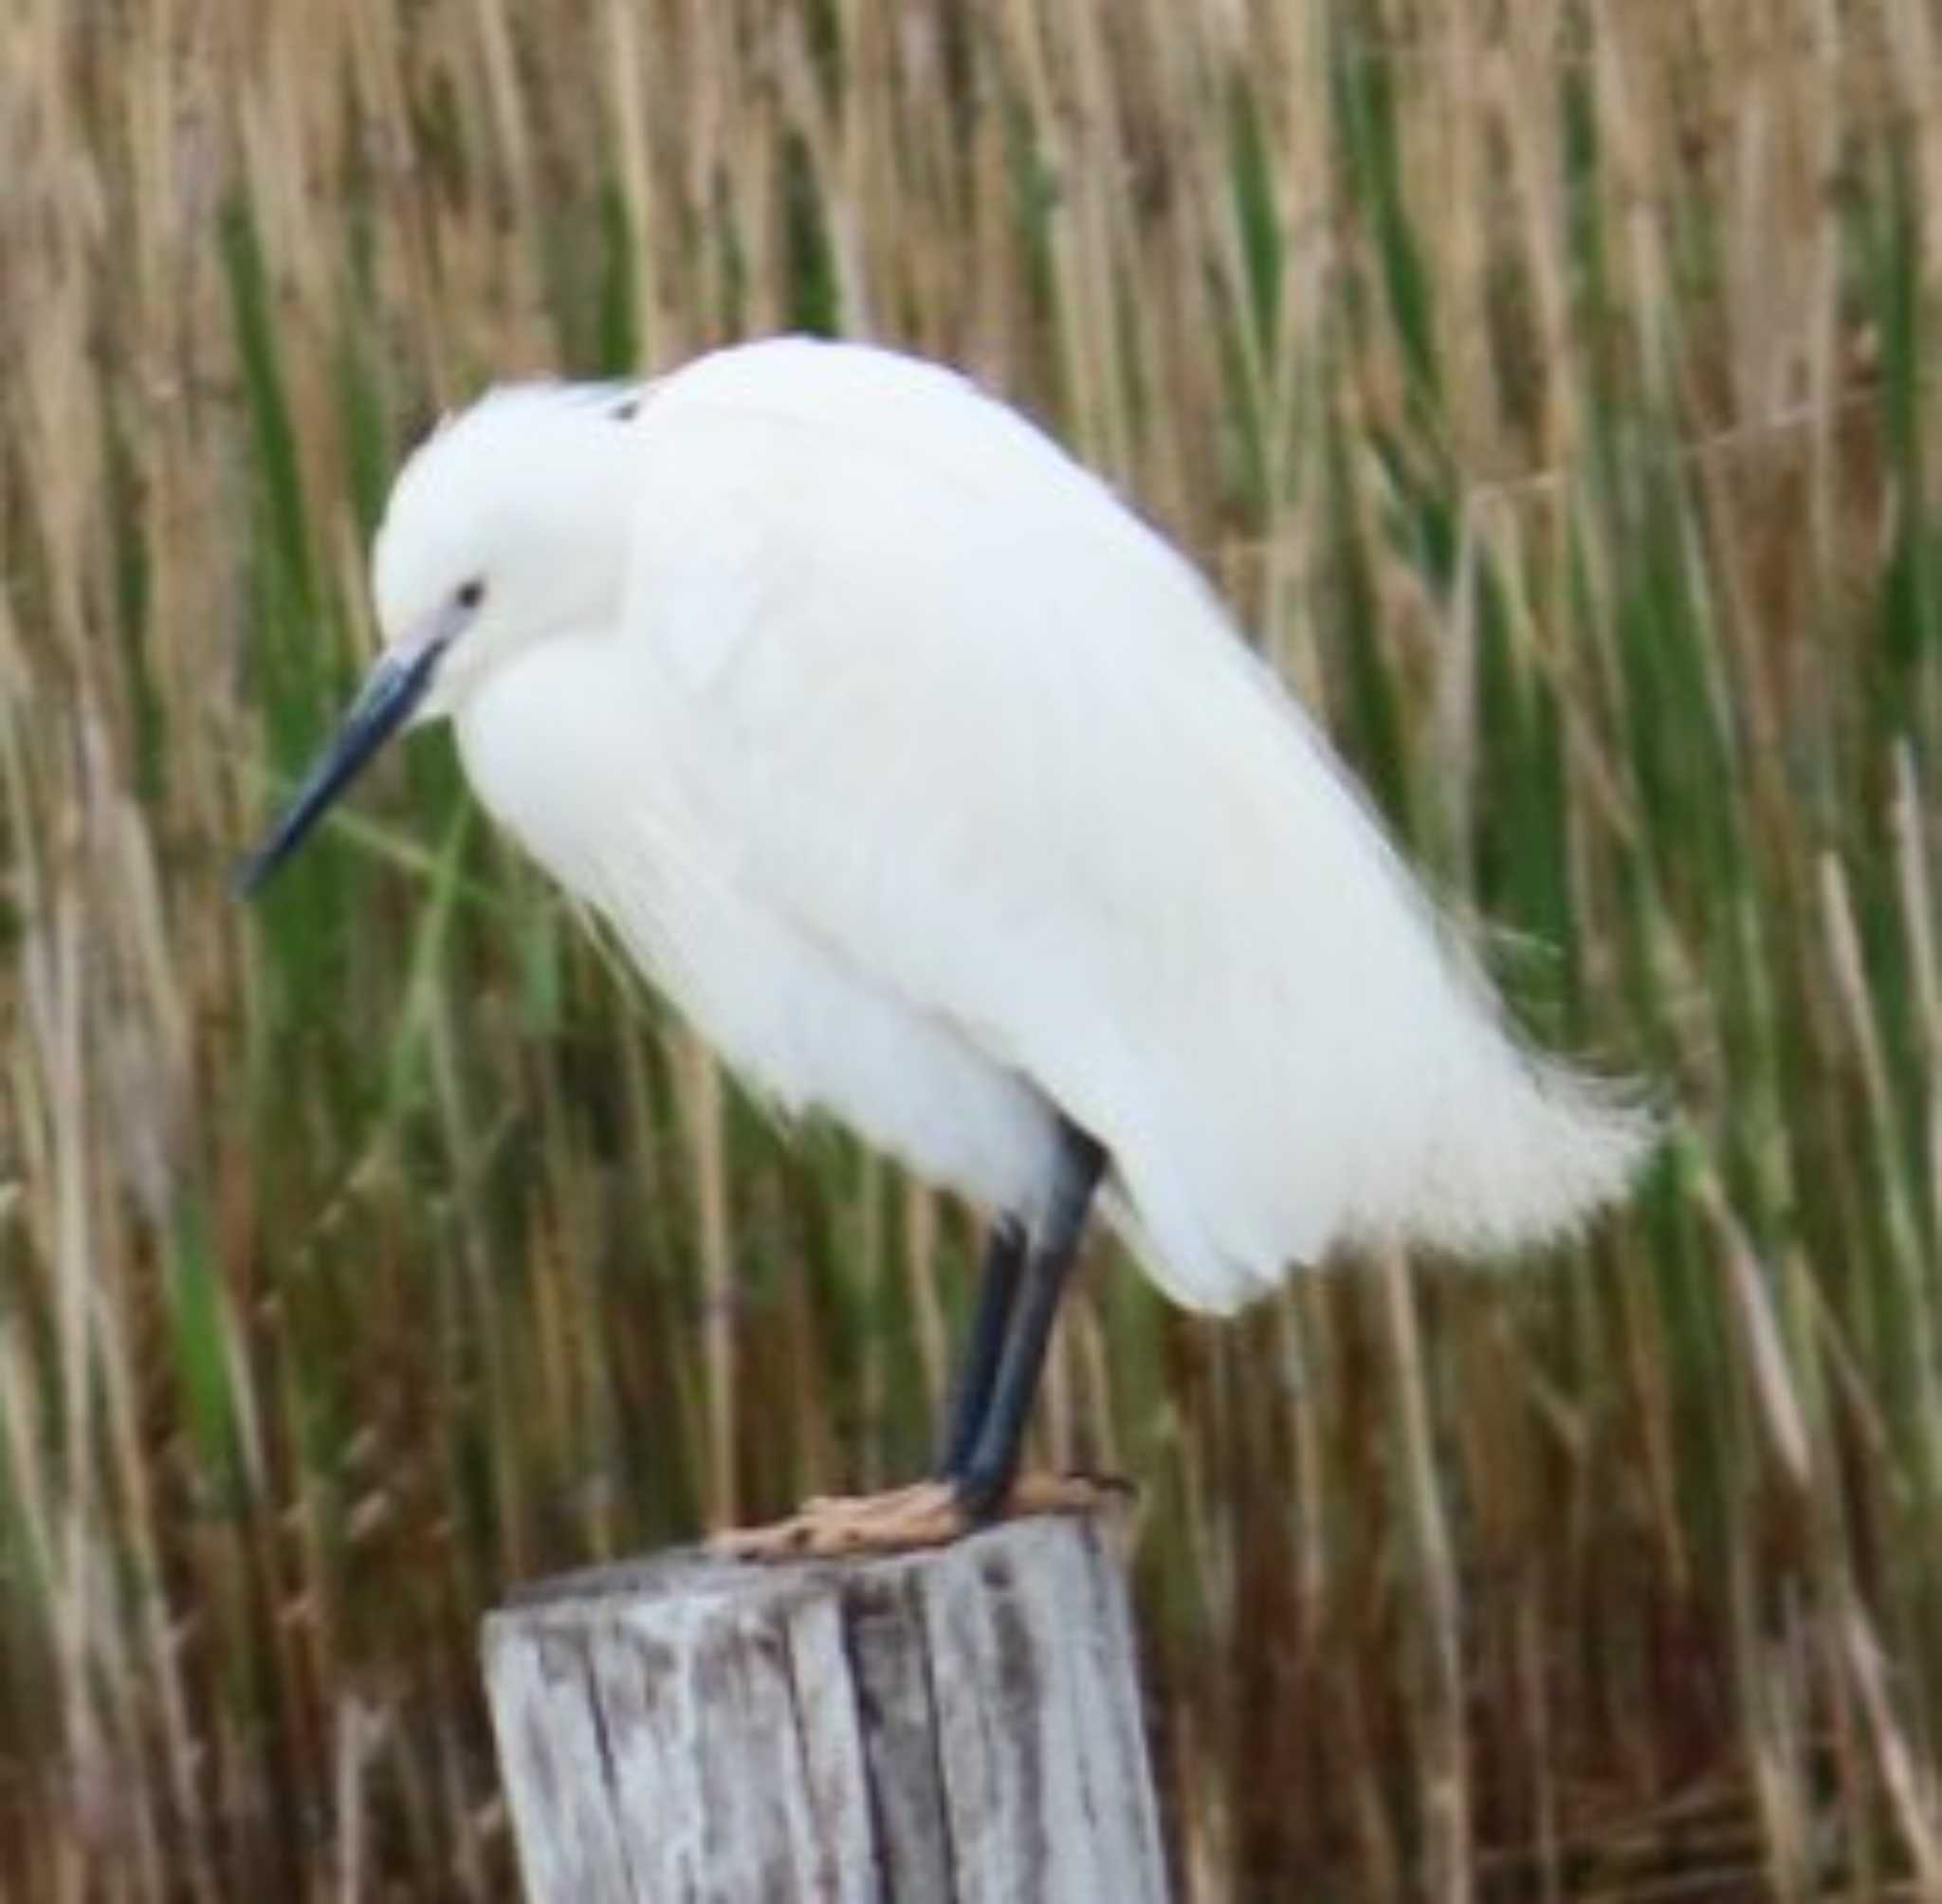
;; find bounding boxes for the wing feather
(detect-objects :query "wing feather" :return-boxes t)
[614,341,1645,1308]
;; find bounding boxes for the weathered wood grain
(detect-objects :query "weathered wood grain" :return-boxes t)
[483,1513,1167,1902]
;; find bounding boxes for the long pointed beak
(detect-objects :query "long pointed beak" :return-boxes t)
[234,626,453,899]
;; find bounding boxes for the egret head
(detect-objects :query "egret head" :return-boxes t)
[236,384,644,896]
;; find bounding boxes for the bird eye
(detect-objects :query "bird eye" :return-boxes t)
[455,578,486,611]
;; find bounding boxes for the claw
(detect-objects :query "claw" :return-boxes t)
[710,1471,1135,1564]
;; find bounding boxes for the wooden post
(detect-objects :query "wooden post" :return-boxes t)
[483,1512,1167,1902]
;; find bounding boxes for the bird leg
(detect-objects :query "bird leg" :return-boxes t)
[935,1214,1027,1475]
[714,1119,1116,1563]
[947,1119,1108,1516]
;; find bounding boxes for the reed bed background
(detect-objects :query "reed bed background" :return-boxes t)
[5,0,1942,1895]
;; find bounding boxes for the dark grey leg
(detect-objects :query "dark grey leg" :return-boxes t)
[952,1120,1108,1517]
[937,1216,1028,1477]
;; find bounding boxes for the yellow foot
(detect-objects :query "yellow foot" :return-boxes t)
[711,1472,1134,1564]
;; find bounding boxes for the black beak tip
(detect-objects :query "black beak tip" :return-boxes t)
[231,852,272,902]
[231,632,449,907]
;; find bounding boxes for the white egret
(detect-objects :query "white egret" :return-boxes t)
[239,338,1650,1555]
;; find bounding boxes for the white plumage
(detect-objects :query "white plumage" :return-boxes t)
[314,338,1647,1315]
